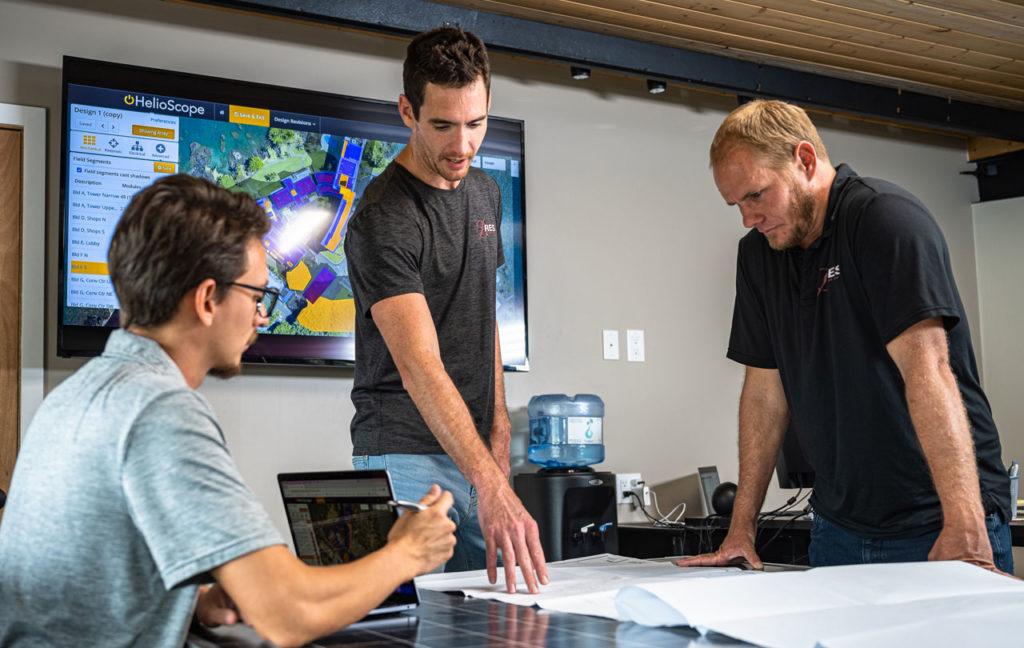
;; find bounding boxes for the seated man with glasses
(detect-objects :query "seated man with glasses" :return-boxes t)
[226,280,280,321]
[0,174,456,648]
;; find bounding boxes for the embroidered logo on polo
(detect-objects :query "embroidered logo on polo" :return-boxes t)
[817,264,841,295]
[476,219,496,240]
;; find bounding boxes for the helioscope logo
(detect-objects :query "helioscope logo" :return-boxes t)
[122,94,205,116]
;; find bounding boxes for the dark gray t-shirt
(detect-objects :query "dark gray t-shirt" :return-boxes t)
[344,162,504,455]
[0,330,283,647]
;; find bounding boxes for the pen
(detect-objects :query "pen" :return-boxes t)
[388,499,427,512]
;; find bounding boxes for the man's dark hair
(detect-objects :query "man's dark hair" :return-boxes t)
[108,174,270,328]
[403,26,490,119]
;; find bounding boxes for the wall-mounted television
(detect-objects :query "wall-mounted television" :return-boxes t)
[59,56,528,369]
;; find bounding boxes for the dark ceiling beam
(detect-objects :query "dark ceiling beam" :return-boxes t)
[190,0,1024,141]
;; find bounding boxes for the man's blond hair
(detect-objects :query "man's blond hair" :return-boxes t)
[710,100,828,169]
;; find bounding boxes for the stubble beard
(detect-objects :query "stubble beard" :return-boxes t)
[208,330,258,380]
[430,152,470,185]
[768,182,817,251]
[208,363,242,380]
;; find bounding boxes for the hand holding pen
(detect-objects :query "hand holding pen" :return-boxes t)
[386,485,456,575]
[388,499,427,512]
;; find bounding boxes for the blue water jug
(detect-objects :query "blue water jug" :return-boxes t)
[527,394,605,469]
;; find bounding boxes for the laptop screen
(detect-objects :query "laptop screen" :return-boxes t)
[277,470,418,615]
[698,466,721,517]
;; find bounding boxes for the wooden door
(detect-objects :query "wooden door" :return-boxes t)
[0,125,22,522]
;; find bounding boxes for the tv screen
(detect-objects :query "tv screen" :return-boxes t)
[59,56,528,369]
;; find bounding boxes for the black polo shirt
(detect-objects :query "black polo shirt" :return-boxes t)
[728,164,1009,537]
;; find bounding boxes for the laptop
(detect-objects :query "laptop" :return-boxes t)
[277,470,419,616]
[697,465,721,517]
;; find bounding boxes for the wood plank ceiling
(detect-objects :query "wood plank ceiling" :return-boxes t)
[436,0,1024,114]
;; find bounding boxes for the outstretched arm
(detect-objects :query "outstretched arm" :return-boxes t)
[211,485,456,647]
[370,293,547,594]
[886,317,996,571]
[677,366,789,570]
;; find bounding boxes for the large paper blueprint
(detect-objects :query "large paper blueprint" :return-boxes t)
[415,553,748,619]
[615,560,1024,647]
[418,555,1024,647]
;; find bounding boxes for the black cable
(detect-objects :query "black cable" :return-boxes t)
[696,513,723,554]
[627,490,663,524]
[757,493,812,563]
[759,488,804,518]
[756,489,810,549]
[758,509,807,561]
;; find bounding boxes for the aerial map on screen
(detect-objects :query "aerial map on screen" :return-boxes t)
[63,81,525,364]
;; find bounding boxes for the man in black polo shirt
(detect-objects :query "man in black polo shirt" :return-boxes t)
[678,100,1012,573]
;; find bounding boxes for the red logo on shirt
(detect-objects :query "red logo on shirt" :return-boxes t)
[476,219,496,239]
[818,264,841,295]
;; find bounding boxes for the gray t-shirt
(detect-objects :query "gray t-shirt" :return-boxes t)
[344,162,504,455]
[0,330,283,647]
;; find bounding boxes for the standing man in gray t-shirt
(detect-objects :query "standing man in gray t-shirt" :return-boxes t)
[0,175,456,648]
[344,26,548,594]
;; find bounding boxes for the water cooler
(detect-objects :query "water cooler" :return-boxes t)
[512,395,618,561]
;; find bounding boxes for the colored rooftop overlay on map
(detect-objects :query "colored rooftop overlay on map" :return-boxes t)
[183,119,520,340]
[184,121,404,337]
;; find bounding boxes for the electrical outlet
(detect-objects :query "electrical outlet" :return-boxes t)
[616,472,643,505]
[627,329,645,362]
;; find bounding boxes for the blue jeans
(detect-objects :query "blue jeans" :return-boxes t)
[810,512,1014,573]
[352,454,486,572]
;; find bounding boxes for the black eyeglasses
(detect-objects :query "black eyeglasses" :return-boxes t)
[226,281,280,318]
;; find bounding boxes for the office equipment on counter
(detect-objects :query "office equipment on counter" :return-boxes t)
[1009,461,1019,519]
[277,470,418,616]
[515,394,616,561]
[711,482,737,516]
[697,466,720,517]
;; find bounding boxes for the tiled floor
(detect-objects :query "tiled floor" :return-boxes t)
[190,590,753,647]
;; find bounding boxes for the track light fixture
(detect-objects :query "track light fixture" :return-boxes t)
[571,66,591,80]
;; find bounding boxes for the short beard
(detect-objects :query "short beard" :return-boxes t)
[208,363,242,380]
[208,331,258,380]
[769,181,817,251]
[428,153,470,185]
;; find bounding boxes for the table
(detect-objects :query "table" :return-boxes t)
[187,589,754,647]
[621,517,1024,567]
[1010,519,1024,546]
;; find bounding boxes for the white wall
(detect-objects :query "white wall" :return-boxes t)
[0,0,983,536]
[973,196,1024,575]
[974,197,1024,464]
